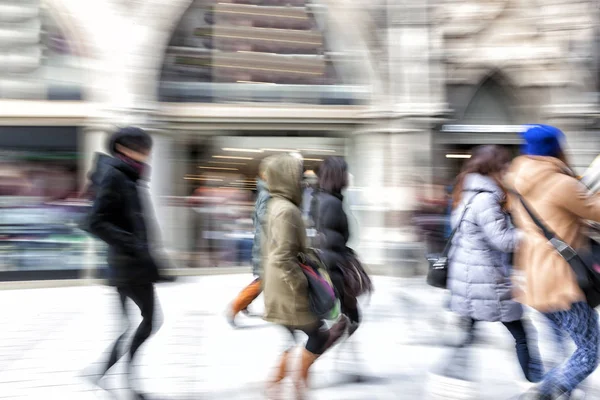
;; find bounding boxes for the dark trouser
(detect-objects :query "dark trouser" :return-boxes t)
[330,269,360,325]
[539,302,599,397]
[283,323,329,355]
[463,318,543,383]
[103,283,161,375]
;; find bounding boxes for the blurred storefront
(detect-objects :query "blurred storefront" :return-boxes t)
[1,0,599,280]
[0,127,88,280]
[0,0,87,280]
[159,134,348,268]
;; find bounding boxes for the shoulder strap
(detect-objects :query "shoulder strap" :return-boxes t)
[510,190,584,277]
[509,189,555,242]
[441,190,485,257]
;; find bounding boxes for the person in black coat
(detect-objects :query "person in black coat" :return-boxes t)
[85,127,164,399]
[311,157,361,334]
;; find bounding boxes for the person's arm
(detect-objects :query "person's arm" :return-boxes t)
[318,200,348,252]
[269,207,305,289]
[474,193,518,253]
[254,191,270,229]
[87,172,145,255]
[556,176,600,223]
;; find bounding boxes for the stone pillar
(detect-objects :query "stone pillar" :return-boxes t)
[148,132,174,250]
[387,1,442,109]
[349,130,387,269]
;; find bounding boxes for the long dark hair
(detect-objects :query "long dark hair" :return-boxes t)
[317,156,348,194]
[452,145,511,209]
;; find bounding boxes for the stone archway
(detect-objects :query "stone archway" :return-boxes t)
[133,0,378,104]
[461,72,516,125]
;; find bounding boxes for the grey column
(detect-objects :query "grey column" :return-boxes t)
[149,132,174,249]
[349,130,387,269]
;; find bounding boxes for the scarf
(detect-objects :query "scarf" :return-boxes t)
[116,153,147,177]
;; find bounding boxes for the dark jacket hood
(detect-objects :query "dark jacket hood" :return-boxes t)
[88,153,113,186]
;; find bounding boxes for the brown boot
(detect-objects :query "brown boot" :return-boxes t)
[321,316,348,353]
[295,349,319,400]
[266,350,290,400]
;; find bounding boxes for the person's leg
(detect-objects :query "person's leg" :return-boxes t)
[267,326,297,400]
[344,296,361,337]
[502,319,543,383]
[545,314,568,368]
[329,268,360,335]
[295,324,329,399]
[102,288,130,374]
[442,318,476,380]
[126,284,158,363]
[539,302,599,397]
[230,278,262,322]
[461,317,477,347]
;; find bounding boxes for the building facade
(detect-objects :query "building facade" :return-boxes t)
[1,0,598,278]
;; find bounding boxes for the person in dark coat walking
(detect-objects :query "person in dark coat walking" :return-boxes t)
[311,157,361,335]
[85,127,165,399]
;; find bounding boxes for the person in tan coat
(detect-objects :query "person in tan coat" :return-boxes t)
[262,153,347,400]
[509,124,600,400]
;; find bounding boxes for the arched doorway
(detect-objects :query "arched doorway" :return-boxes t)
[438,72,522,180]
[462,76,514,125]
[157,0,369,105]
[150,0,371,269]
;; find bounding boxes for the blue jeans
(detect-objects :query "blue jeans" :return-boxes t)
[545,314,568,366]
[540,302,600,396]
[462,318,544,382]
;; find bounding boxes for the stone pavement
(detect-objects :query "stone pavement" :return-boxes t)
[1,275,600,400]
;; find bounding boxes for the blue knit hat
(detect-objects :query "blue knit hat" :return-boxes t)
[521,124,565,157]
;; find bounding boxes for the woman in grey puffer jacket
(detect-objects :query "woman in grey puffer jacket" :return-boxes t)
[447,145,543,384]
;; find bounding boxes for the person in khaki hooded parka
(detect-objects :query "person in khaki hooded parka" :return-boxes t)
[509,125,600,400]
[263,153,315,327]
[263,153,347,400]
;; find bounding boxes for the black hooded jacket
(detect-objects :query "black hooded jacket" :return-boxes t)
[87,155,160,286]
[82,153,112,200]
[310,189,350,271]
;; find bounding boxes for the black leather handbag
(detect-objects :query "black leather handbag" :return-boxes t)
[426,191,483,289]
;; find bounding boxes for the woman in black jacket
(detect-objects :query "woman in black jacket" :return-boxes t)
[311,157,360,334]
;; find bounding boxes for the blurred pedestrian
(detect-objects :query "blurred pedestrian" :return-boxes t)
[227,159,271,326]
[446,145,543,385]
[310,157,361,335]
[262,154,347,400]
[509,125,600,399]
[85,127,166,399]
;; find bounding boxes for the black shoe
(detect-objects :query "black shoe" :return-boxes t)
[132,390,149,400]
[322,316,349,352]
[348,321,360,337]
